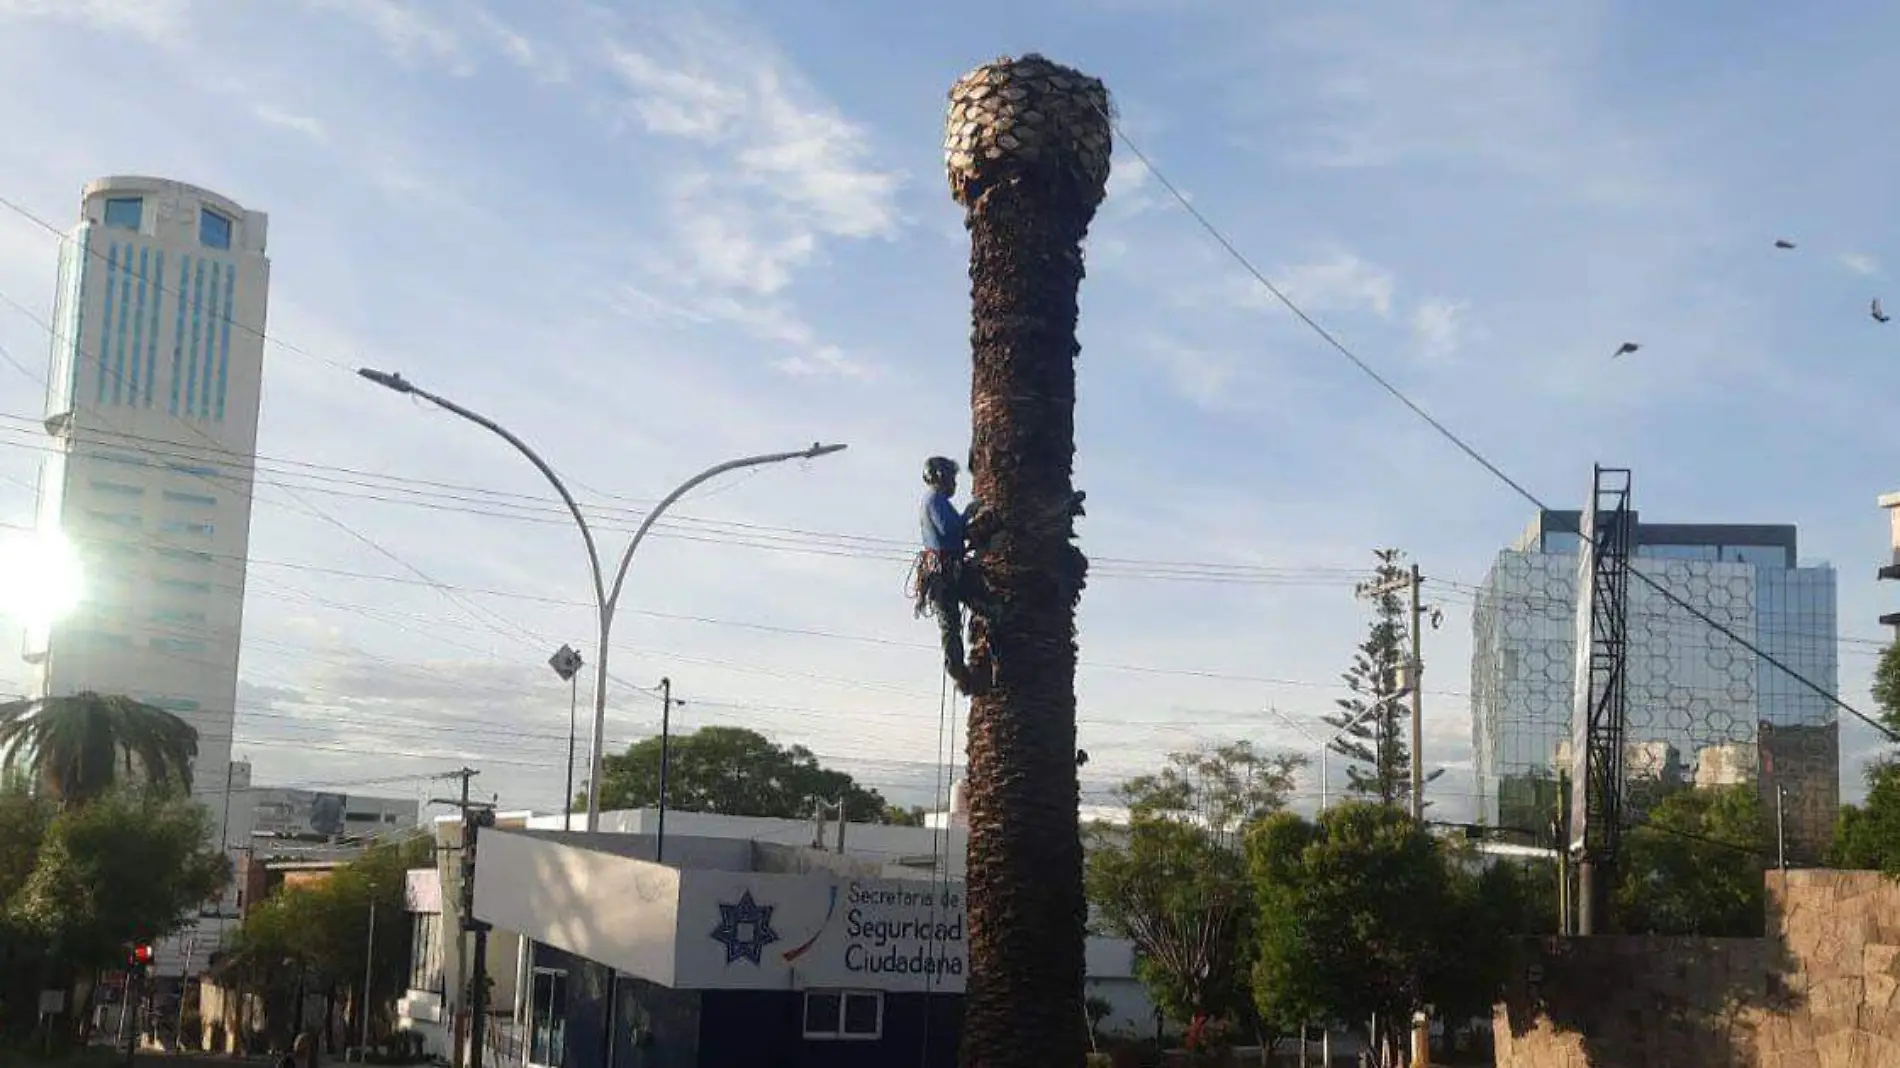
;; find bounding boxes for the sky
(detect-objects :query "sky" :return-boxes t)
[0,0,1897,824]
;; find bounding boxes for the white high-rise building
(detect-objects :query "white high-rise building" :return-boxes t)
[24,176,271,821]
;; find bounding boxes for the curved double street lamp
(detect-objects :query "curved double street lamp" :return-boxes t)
[358,368,846,830]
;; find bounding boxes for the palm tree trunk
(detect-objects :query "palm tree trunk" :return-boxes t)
[944,54,1111,1068]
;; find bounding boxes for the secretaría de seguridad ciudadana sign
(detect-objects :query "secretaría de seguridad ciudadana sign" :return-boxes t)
[841,881,965,977]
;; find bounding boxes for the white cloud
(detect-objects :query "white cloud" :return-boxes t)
[1841,252,1881,277]
[0,0,188,42]
[250,103,328,142]
[1409,298,1467,361]
[1262,5,1681,209]
[473,9,569,83]
[1144,341,1240,410]
[1274,250,1396,318]
[304,0,469,73]
[597,13,904,377]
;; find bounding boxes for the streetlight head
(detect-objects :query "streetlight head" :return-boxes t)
[803,442,848,459]
[357,368,415,394]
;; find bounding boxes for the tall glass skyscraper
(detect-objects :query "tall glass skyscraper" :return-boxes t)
[1470,510,1838,861]
[22,177,271,969]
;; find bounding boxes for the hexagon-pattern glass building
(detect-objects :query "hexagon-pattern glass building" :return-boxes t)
[1469,511,1838,862]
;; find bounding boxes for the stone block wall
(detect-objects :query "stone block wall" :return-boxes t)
[1493,870,1900,1067]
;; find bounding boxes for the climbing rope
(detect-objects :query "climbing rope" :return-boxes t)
[918,665,956,1065]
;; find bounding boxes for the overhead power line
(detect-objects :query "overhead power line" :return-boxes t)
[1109,116,1899,745]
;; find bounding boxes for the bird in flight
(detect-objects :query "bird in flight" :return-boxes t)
[1613,342,1641,358]
[1874,299,1891,324]
[1774,239,1797,250]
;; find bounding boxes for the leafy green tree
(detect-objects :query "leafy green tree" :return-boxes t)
[1087,744,1302,1048]
[1615,782,1766,936]
[222,836,431,1046]
[0,693,199,802]
[1832,642,1900,873]
[1831,762,1900,872]
[0,788,229,1040]
[589,726,890,821]
[1874,639,1900,737]
[1322,550,1414,806]
[1247,804,1511,1067]
[882,804,930,827]
[0,780,57,1042]
[1116,741,1304,849]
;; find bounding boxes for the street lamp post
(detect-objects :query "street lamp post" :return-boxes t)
[358,369,846,831]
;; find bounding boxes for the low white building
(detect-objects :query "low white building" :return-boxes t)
[395,806,1157,1063]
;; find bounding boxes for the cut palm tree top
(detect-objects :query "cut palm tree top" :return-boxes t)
[944,52,1111,1068]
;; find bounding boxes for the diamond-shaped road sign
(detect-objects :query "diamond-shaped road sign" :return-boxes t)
[548,644,584,682]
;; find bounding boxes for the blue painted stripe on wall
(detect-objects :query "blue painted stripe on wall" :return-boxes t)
[97,243,117,405]
[128,247,148,403]
[146,251,164,408]
[187,258,206,417]
[215,262,234,421]
[111,245,131,404]
[170,254,189,415]
[200,262,221,418]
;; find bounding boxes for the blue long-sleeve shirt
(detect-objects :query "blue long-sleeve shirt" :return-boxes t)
[921,490,968,555]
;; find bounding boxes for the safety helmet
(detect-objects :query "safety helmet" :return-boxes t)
[923,456,959,487]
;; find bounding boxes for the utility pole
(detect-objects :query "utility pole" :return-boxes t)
[656,676,673,863]
[361,891,378,1053]
[430,768,480,1068]
[1409,561,1425,823]
[1776,784,1788,875]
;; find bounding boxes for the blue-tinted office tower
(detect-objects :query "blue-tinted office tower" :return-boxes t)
[1470,511,1838,862]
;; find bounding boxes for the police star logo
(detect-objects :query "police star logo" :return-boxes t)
[710,891,780,966]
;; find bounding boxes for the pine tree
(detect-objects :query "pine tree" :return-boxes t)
[1323,548,1413,806]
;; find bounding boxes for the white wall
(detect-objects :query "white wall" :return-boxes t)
[529,808,967,876]
[471,829,682,987]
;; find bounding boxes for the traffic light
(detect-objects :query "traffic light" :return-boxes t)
[128,944,155,972]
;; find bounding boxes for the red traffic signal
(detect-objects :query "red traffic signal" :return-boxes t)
[129,944,155,968]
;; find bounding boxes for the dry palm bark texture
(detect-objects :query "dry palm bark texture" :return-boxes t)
[944,54,1111,1068]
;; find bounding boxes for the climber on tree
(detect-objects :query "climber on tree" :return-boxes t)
[913,455,999,694]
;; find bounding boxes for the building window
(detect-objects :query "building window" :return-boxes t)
[156,547,212,563]
[158,520,214,536]
[104,197,143,231]
[528,969,567,1067]
[90,480,145,497]
[163,490,217,507]
[200,209,232,250]
[802,990,882,1040]
[165,462,219,477]
[84,509,142,528]
[159,579,211,594]
[408,913,444,994]
[150,637,207,654]
[152,609,207,624]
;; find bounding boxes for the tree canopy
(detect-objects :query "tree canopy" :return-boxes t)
[1086,743,1303,1041]
[1323,550,1415,806]
[1615,782,1767,937]
[1247,804,1514,1067]
[1831,641,1900,874]
[0,692,199,802]
[0,783,229,1043]
[223,836,433,1046]
[589,725,891,822]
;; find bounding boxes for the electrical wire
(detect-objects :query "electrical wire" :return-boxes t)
[1110,115,1899,745]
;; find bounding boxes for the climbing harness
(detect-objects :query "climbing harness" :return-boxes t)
[907,549,949,618]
